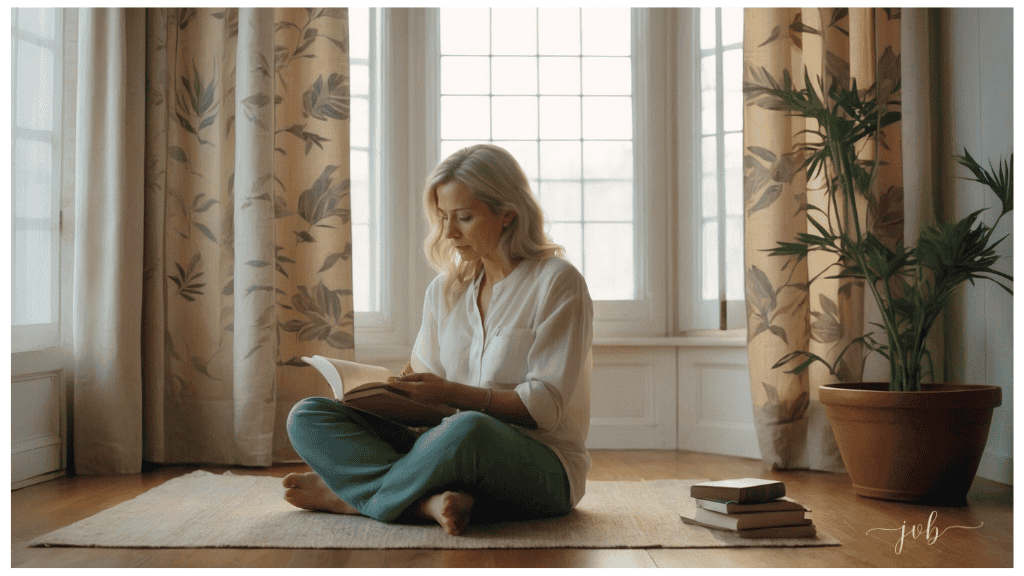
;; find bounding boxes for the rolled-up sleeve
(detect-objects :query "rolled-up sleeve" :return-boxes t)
[515,269,593,432]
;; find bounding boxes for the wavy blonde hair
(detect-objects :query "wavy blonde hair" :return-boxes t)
[423,144,564,309]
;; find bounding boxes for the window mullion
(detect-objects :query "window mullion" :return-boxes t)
[714,8,728,329]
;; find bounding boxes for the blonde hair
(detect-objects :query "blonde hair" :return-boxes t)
[423,144,564,309]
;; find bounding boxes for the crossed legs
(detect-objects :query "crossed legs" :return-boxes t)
[284,397,570,534]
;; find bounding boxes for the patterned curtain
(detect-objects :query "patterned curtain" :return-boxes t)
[742,8,903,470]
[142,8,353,466]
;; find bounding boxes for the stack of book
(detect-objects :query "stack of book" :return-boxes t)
[681,478,816,538]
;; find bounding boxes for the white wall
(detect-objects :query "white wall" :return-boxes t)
[941,8,1014,484]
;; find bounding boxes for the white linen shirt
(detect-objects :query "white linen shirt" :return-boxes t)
[410,256,594,507]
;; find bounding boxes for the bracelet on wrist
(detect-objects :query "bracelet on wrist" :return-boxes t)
[480,388,493,414]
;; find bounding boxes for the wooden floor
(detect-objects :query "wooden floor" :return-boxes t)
[10,450,1013,568]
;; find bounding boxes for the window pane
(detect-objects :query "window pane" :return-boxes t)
[441,56,490,94]
[350,62,369,97]
[352,223,372,313]
[350,149,370,211]
[492,140,539,180]
[348,7,369,59]
[492,8,537,55]
[584,181,632,222]
[582,96,632,140]
[723,49,744,132]
[539,140,582,180]
[492,57,537,95]
[582,57,631,96]
[701,136,718,219]
[13,140,54,220]
[701,221,719,301]
[440,8,489,55]
[726,216,744,301]
[700,7,717,50]
[539,96,581,140]
[538,8,580,55]
[722,8,744,46]
[16,7,56,38]
[538,181,582,222]
[350,97,369,148]
[549,222,583,271]
[440,7,635,302]
[585,223,633,300]
[582,140,632,180]
[539,57,580,95]
[581,8,630,56]
[441,96,491,140]
[724,132,743,216]
[491,96,538,139]
[700,55,717,135]
[13,229,56,325]
[16,40,55,131]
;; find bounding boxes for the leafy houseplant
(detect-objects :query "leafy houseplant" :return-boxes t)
[763,70,1013,392]
[754,69,1011,504]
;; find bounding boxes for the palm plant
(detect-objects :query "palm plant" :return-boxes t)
[761,69,1013,392]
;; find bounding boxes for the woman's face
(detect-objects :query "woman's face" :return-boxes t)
[435,180,513,266]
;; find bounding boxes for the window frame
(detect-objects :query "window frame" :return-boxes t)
[10,7,71,353]
[355,8,673,354]
[676,8,746,333]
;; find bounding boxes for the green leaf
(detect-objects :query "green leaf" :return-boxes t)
[169,146,190,163]
[193,222,217,243]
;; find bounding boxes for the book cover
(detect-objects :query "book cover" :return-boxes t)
[302,355,457,427]
[689,478,786,504]
[691,506,809,530]
[681,516,817,539]
[695,496,807,515]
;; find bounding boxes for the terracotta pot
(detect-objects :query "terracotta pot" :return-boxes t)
[818,382,1002,506]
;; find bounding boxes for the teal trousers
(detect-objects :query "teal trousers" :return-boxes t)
[286,397,572,524]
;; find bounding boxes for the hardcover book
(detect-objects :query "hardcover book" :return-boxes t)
[302,355,457,427]
[681,515,817,539]
[689,506,809,531]
[695,496,807,515]
[689,478,786,504]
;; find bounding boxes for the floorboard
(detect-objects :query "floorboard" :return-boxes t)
[10,450,1013,568]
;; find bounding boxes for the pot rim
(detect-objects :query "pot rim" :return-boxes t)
[819,382,1002,409]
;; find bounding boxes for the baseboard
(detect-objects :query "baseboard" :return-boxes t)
[12,469,66,491]
[976,449,1012,485]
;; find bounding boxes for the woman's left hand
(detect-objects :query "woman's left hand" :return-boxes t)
[387,372,456,406]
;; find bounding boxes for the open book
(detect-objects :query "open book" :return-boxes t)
[302,355,457,427]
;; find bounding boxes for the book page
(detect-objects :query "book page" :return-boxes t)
[302,355,395,398]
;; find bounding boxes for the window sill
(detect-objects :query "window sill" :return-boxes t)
[594,330,746,349]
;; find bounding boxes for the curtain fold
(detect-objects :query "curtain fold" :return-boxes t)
[72,8,146,474]
[742,8,904,471]
[75,7,353,473]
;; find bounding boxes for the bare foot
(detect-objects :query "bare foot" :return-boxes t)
[282,471,359,515]
[416,491,475,535]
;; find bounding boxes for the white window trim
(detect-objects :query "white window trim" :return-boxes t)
[675,8,746,333]
[354,8,439,361]
[10,6,78,486]
[355,8,676,358]
[10,8,66,353]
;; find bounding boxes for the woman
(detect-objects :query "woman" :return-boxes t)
[283,144,593,535]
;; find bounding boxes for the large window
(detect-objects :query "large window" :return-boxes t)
[438,7,635,301]
[684,7,745,331]
[348,7,379,315]
[10,7,65,352]
[350,8,744,347]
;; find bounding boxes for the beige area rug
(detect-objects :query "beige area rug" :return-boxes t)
[31,471,840,549]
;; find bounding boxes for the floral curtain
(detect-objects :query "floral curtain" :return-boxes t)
[141,8,353,466]
[742,8,903,470]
